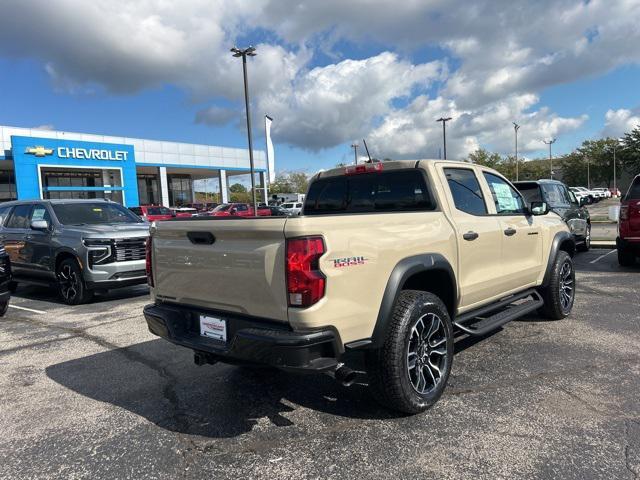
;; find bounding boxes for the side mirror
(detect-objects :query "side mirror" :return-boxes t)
[230,208,237,215]
[530,201,549,216]
[579,197,588,206]
[31,219,49,230]
[171,211,176,217]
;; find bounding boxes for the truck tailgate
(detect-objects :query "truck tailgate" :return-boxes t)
[151,218,289,322]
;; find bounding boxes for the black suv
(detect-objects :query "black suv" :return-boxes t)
[515,179,591,251]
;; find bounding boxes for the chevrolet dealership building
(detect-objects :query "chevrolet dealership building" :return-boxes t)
[0,125,269,206]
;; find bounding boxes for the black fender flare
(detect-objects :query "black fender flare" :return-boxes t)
[367,253,457,349]
[542,231,575,287]
[53,247,83,271]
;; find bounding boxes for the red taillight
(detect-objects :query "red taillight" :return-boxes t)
[286,236,326,308]
[145,236,154,287]
[344,162,384,175]
[620,205,629,221]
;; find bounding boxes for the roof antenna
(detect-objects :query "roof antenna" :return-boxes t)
[362,139,372,162]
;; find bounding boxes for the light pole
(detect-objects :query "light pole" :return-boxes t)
[543,138,556,179]
[513,122,520,181]
[436,117,452,159]
[587,156,590,189]
[613,139,622,196]
[231,46,258,216]
[351,142,359,165]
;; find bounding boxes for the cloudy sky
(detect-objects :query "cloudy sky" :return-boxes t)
[1,0,639,172]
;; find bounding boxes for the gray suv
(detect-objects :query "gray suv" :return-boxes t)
[0,199,150,305]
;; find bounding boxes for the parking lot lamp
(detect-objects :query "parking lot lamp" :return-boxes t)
[231,46,258,216]
[436,117,452,159]
[513,122,520,181]
[351,142,359,165]
[543,138,556,179]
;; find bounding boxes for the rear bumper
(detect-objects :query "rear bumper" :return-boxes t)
[617,236,640,251]
[143,302,342,373]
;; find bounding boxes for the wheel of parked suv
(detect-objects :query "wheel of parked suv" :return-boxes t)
[0,300,8,317]
[537,251,575,320]
[577,224,591,252]
[618,246,636,266]
[366,290,454,414]
[56,258,93,305]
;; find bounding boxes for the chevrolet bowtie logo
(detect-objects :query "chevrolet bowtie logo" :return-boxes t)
[25,146,54,157]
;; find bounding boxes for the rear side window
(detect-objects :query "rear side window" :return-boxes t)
[304,170,434,215]
[6,204,32,229]
[626,177,640,199]
[0,205,13,226]
[130,207,143,215]
[515,183,542,205]
[444,168,487,215]
[147,207,171,215]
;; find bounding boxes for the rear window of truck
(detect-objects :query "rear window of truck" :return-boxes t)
[627,177,640,199]
[304,170,435,215]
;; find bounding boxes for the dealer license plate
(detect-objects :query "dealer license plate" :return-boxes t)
[199,315,227,342]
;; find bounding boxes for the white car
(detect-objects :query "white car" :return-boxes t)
[569,187,592,204]
[593,188,611,199]
[280,202,303,215]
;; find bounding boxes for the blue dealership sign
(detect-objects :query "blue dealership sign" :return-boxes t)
[11,135,138,206]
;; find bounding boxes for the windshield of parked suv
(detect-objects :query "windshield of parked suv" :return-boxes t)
[52,203,143,225]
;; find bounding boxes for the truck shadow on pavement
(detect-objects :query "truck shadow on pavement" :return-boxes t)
[13,284,150,306]
[46,339,400,439]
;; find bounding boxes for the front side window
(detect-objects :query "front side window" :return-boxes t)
[483,172,527,215]
[6,204,32,229]
[444,168,487,216]
[30,205,51,225]
[52,202,143,225]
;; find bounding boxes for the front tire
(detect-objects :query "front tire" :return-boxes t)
[366,290,454,414]
[57,258,93,305]
[538,251,575,320]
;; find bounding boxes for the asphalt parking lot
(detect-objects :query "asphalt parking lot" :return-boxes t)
[1,251,638,479]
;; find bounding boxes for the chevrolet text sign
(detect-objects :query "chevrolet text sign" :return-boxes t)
[57,147,128,161]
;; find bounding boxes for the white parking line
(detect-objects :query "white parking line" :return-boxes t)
[8,304,46,314]
[589,249,617,264]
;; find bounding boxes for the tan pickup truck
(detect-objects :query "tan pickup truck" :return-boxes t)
[144,160,576,414]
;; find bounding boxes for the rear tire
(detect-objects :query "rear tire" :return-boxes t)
[8,281,18,293]
[537,251,575,320]
[618,246,636,266]
[577,224,591,252]
[0,300,8,317]
[57,258,93,305]
[366,290,454,414]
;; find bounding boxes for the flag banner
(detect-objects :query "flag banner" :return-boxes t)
[265,115,275,183]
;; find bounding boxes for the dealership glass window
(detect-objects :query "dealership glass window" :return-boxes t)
[137,174,159,205]
[0,169,17,202]
[44,189,124,204]
[41,168,123,189]
[168,174,192,207]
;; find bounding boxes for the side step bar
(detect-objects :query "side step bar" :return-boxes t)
[453,288,543,337]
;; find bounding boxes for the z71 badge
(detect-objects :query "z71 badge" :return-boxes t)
[332,256,367,268]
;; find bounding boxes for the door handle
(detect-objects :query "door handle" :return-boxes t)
[463,231,479,241]
[504,228,517,236]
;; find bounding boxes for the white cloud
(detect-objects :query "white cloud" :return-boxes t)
[0,0,638,158]
[603,108,640,138]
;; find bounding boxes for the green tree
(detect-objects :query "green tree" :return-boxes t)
[467,148,502,169]
[620,125,640,175]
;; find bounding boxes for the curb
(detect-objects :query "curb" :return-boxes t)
[590,241,616,249]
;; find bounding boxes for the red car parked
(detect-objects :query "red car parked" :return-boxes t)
[208,203,272,217]
[617,174,640,266]
[129,205,175,221]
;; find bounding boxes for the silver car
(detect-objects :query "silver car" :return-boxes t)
[0,199,150,304]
